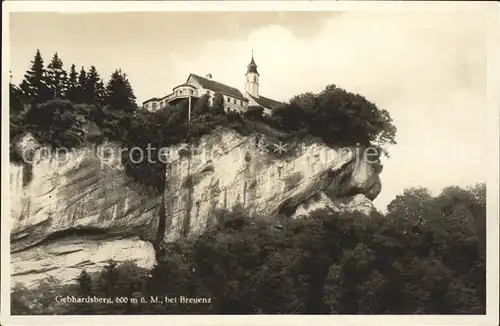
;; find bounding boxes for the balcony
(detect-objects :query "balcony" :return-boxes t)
[166,92,199,103]
[166,84,200,104]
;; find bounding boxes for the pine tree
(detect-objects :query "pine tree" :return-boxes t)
[46,52,68,99]
[85,66,105,105]
[66,64,79,103]
[10,82,26,115]
[20,49,51,104]
[10,70,25,114]
[103,69,137,112]
[96,78,106,106]
[77,67,87,104]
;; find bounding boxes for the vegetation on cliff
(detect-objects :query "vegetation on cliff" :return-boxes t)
[11,184,486,314]
[10,51,486,315]
[10,50,396,192]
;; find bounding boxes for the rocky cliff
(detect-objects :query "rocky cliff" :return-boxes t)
[10,128,382,288]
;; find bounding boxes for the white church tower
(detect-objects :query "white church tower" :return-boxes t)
[245,51,259,97]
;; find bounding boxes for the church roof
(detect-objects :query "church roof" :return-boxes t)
[246,56,259,75]
[189,73,246,100]
[247,94,283,110]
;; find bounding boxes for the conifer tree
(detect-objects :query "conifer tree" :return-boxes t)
[77,67,87,104]
[46,52,68,99]
[85,66,105,105]
[103,69,137,112]
[20,49,51,104]
[9,69,25,115]
[66,64,80,103]
[96,78,106,106]
[10,82,25,115]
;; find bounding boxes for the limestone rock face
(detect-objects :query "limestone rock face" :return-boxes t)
[162,129,382,241]
[11,237,156,289]
[10,128,382,289]
[10,136,161,289]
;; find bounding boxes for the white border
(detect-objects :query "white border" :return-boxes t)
[1,2,499,326]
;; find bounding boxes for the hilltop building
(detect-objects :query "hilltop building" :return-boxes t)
[142,53,283,115]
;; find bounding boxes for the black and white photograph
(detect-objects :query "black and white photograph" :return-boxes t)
[2,1,499,324]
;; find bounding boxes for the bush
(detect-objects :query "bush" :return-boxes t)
[11,184,486,315]
[271,85,397,150]
[11,277,75,315]
[243,106,264,120]
[19,99,89,149]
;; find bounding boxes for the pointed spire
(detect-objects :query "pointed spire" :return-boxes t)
[246,50,259,76]
[250,49,256,65]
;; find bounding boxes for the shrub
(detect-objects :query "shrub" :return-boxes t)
[11,183,486,314]
[243,106,264,120]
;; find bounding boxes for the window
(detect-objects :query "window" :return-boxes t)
[189,89,193,95]
[240,100,243,106]
[233,99,236,104]
[160,101,164,107]
[227,97,230,102]
[152,103,157,110]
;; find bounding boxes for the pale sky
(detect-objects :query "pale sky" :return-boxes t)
[9,9,494,211]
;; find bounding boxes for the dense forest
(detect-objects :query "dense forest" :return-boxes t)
[10,51,486,315]
[11,184,486,314]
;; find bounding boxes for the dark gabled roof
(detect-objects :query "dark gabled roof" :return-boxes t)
[189,73,246,100]
[247,94,283,110]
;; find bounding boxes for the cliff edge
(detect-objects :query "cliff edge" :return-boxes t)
[10,127,382,288]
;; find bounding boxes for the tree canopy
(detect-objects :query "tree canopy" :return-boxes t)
[46,52,68,99]
[11,184,486,315]
[20,49,51,105]
[271,84,397,149]
[104,69,137,112]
